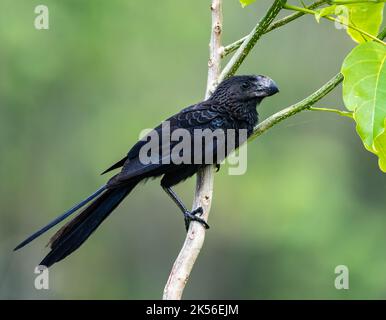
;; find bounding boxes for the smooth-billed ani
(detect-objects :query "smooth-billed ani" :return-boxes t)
[14,75,279,267]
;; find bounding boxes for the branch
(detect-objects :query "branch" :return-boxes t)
[162,0,222,300]
[266,0,328,33]
[223,0,328,57]
[218,0,287,84]
[250,26,386,140]
[250,73,344,140]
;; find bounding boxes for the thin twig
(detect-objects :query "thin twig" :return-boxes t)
[250,73,344,140]
[162,0,222,300]
[265,0,328,33]
[223,0,328,57]
[309,106,353,118]
[250,26,386,139]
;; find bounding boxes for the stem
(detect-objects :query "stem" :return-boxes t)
[283,3,386,46]
[250,73,344,140]
[218,0,287,83]
[223,0,328,57]
[309,106,353,118]
[162,0,222,300]
[222,36,247,58]
[265,0,327,33]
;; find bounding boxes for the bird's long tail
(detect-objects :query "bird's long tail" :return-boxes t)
[14,185,108,251]
[15,181,138,268]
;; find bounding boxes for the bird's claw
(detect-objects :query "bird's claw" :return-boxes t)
[184,207,210,231]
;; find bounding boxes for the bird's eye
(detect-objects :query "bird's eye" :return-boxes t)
[241,82,250,89]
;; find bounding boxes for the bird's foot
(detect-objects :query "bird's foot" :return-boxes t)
[215,164,220,172]
[184,207,210,231]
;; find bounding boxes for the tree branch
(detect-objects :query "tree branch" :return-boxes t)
[250,26,386,140]
[250,73,343,140]
[223,0,328,57]
[162,0,222,300]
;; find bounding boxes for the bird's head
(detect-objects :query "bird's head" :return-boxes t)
[210,75,279,105]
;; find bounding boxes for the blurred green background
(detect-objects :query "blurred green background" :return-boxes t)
[1,0,386,299]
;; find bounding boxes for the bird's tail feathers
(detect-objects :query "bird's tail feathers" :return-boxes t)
[14,185,107,251]
[40,181,138,267]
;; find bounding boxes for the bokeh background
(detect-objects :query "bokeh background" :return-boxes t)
[1,0,386,299]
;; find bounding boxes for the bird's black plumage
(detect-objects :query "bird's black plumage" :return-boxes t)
[14,75,279,267]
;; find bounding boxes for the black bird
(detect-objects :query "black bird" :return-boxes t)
[14,75,279,267]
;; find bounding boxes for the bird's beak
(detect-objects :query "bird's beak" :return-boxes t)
[265,79,279,96]
[255,75,279,98]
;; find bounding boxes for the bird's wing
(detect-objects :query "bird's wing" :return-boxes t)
[101,157,127,175]
[107,102,224,185]
[101,104,204,175]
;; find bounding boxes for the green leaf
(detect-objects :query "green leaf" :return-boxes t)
[346,3,384,43]
[342,42,386,172]
[239,0,256,8]
[314,3,384,43]
[315,5,338,23]
[374,120,386,172]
